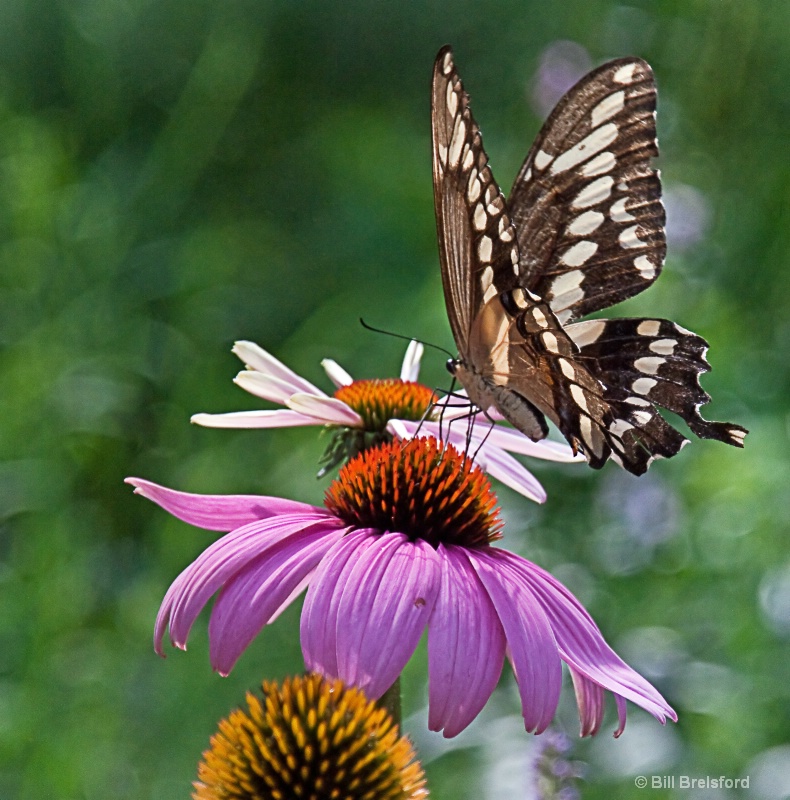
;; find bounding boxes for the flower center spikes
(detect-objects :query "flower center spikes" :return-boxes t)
[193,673,428,800]
[325,439,502,548]
[334,379,435,431]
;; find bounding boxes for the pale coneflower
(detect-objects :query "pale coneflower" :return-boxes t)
[190,339,582,502]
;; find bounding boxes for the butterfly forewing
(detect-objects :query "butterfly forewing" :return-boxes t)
[432,46,618,457]
[508,58,665,324]
[431,46,524,355]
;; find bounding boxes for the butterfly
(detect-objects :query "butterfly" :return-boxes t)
[432,45,747,474]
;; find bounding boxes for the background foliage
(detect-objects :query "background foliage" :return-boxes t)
[1,1,788,798]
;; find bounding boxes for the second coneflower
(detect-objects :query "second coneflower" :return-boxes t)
[194,673,427,800]
[128,438,675,738]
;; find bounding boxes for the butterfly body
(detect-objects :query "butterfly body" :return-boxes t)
[431,46,747,474]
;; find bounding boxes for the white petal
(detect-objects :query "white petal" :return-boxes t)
[399,340,424,382]
[232,341,325,396]
[321,358,354,388]
[287,393,363,426]
[191,410,321,429]
[481,426,584,463]
[234,371,310,405]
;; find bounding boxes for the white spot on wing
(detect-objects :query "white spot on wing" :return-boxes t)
[634,356,664,375]
[610,197,635,223]
[535,149,553,170]
[550,123,618,175]
[637,320,661,337]
[568,210,605,236]
[558,358,575,379]
[567,319,606,348]
[625,396,651,406]
[610,418,634,437]
[613,63,637,84]
[478,236,493,263]
[551,269,584,297]
[572,176,614,209]
[473,203,487,231]
[467,174,482,202]
[481,265,494,292]
[560,240,599,267]
[448,118,466,168]
[532,306,548,327]
[570,384,589,413]
[619,225,644,249]
[650,339,677,355]
[442,52,453,75]
[581,151,616,177]
[591,91,625,127]
[446,82,458,117]
[523,167,532,183]
[483,283,498,303]
[542,331,560,353]
[632,376,657,395]
[634,255,656,279]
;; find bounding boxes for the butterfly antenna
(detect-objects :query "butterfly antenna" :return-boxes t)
[359,318,456,360]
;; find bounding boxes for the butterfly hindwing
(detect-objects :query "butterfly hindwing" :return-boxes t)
[508,58,665,325]
[567,317,748,451]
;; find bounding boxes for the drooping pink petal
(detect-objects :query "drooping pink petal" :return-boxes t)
[614,694,628,738]
[234,371,315,405]
[468,549,563,734]
[287,393,363,426]
[191,409,322,429]
[399,340,424,382]
[302,531,441,699]
[471,444,547,503]
[569,666,606,736]
[301,529,374,681]
[508,553,677,725]
[232,341,326,396]
[208,525,346,675]
[427,545,506,737]
[126,478,322,531]
[321,358,354,388]
[155,515,343,654]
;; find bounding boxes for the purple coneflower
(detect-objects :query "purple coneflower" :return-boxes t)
[127,438,675,738]
[190,339,581,502]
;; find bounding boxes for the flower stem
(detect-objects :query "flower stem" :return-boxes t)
[379,677,402,729]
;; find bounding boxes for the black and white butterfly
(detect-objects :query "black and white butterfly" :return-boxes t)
[432,45,747,475]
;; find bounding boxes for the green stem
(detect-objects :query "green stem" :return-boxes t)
[379,677,402,729]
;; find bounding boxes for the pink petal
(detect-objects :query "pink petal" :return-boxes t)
[321,358,354,388]
[287,393,363,426]
[481,426,583,463]
[302,531,441,699]
[191,409,321,429]
[232,341,325,396]
[234,371,314,405]
[208,525,345,675]
[156,516,343,655]
[399,341,424,382]
[569,666,606,736]
[472,445,547,503]
[427,545,506,737]
[301,529,368,679]
[468,549,562,734]
[509,553,677,726]
[126,478,322,530]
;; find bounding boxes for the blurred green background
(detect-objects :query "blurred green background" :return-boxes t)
[1,1,788,798]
